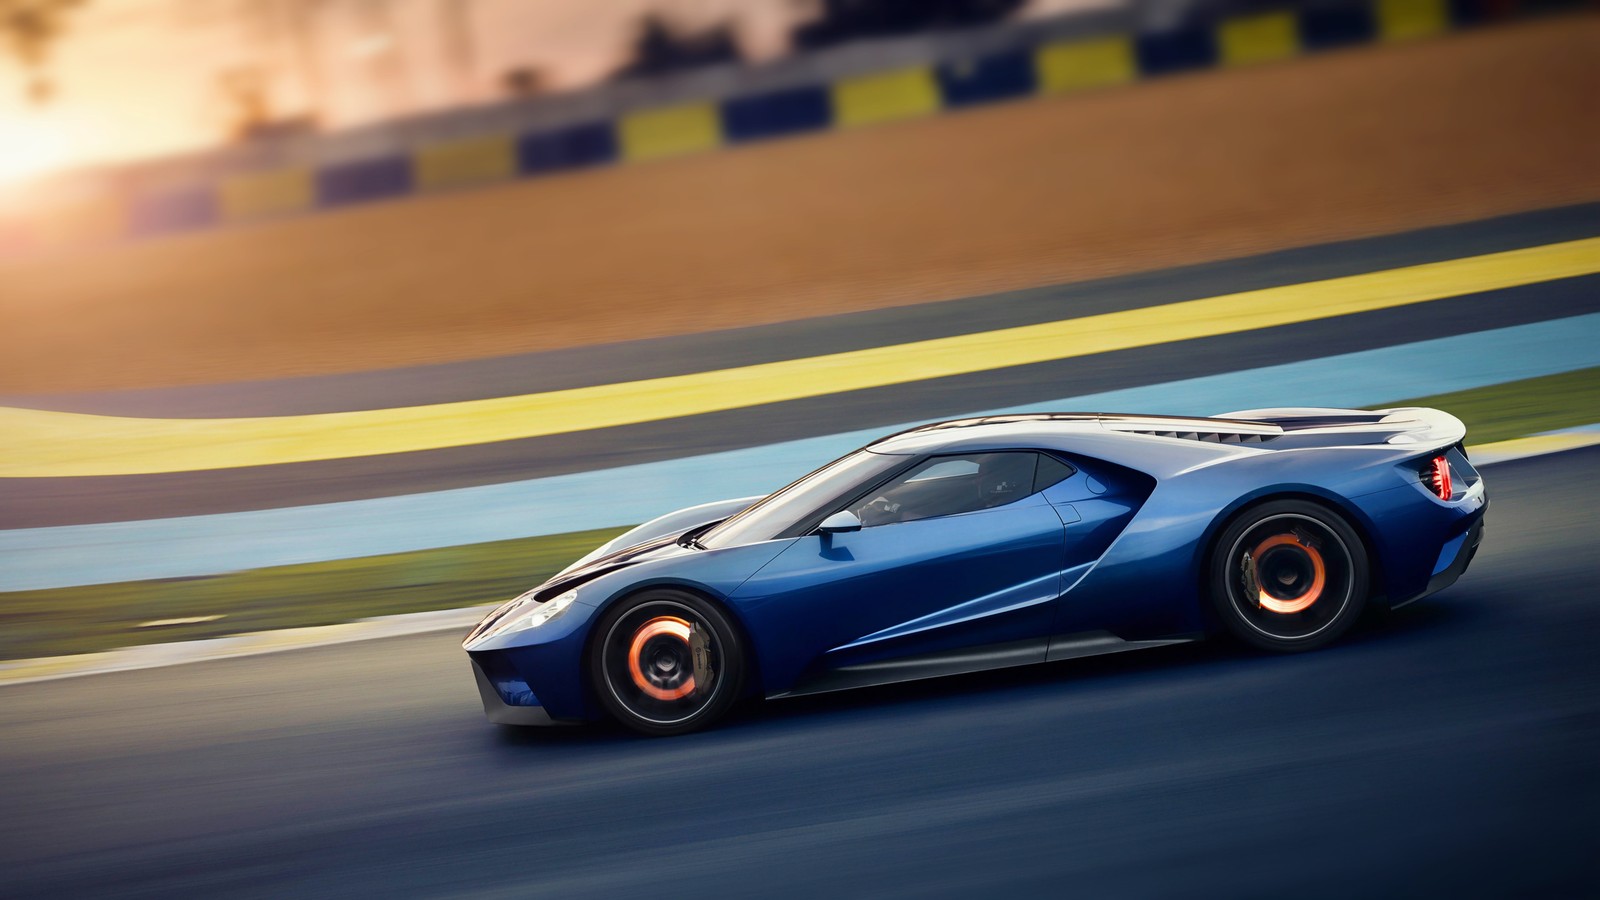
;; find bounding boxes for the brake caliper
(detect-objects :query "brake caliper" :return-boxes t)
[1240,552,1260,607]
[689,623,715,693]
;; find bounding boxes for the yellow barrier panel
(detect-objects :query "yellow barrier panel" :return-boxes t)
[413,135,516,190]
[1377,0,1450,41]
[1035,36,1137,94]
[2,237,1597,478]
[1219,11,1302,66]
[831,67,941,127]
[220,169,313,221]
[618,103,723,162]
[33,194,126,247]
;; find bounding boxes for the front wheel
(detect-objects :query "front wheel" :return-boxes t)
[589,589,746,736]
[1208,500,1369,652]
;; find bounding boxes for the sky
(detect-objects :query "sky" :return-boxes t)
[0,0,1110,185]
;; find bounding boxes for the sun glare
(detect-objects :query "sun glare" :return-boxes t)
[0,117,83,187]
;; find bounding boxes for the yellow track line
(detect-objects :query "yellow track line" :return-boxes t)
[3,236,1598,478]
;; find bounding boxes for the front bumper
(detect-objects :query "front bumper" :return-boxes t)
[470,659,570,727]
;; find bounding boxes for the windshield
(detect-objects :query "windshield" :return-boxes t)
[699,449,903,549]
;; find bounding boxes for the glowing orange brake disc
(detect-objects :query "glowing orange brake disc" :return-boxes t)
[1250,533,1326,614]
[627,616,696,701]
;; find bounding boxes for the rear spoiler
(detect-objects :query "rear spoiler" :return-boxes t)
[1215,407,1466,453]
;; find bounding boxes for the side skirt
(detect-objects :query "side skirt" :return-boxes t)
[772,631,1200,700]
[1046,631,1196,663]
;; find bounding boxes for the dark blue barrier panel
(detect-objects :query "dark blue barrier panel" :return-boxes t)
[1299,3,1377,49]
[1450,0,1492,25]
[517,122,618,175]
[721,86,832,142]
[1501,0,1586,13]
[317,156,411,207]
[937,51,1036,107]
[1136,26,1218,76]
[128,187,217,236]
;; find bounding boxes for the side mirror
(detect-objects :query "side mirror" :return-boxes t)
[817,510,862,534]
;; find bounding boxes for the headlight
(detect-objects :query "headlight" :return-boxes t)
[494,588,580,636]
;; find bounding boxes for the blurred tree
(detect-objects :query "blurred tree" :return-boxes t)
[0,0,86,103]
[351,0,411,120]
[793,0,1025,49]
[182,0,329,130]
[500,65,545,98]
[437,0,477,104]
[612,12,740,80]
[211,62,316,142]
[215,65,272,139]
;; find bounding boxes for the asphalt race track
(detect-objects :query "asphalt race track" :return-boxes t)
[2,447,1596,898]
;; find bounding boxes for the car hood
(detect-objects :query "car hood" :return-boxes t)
[545,533,695,594]
[464,534,702,646]
[557,496,763,577]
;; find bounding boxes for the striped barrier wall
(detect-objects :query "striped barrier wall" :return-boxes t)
[0,0,1579,251]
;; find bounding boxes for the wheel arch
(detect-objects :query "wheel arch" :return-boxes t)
[1195,488,1387,627]
[580,580,766,708]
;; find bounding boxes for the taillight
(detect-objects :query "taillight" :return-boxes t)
[1428,455,1452,500]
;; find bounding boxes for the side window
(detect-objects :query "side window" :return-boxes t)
[906,458,979,482]
[847,451,1072,527]
[1034,453,1075,493]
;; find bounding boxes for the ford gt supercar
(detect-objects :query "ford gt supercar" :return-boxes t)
[464,408,1487,735]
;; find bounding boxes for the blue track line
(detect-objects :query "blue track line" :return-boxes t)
[3,312,1597,591]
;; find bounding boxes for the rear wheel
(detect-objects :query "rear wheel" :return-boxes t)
[1208,500,1369,652]
[590,589,746,736]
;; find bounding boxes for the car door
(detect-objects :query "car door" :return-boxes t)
[730,451,1075,694]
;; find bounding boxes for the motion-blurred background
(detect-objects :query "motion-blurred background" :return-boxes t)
[0,0,1593,389]
[1,1,1598,894]
[3,0,1596,646]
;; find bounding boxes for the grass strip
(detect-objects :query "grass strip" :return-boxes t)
[0,527,627,661]
[1385,365,1599,444]
[2,366,1595,662]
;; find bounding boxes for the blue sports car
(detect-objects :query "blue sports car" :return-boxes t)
[464,408,1486,735]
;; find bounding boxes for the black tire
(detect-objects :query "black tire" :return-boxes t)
[1207,499,1369,652]
[589,588,746,736]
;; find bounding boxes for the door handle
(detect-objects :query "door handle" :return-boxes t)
[1052,503,1080,525]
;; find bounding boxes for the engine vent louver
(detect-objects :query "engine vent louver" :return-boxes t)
[1131,430,1277,444]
